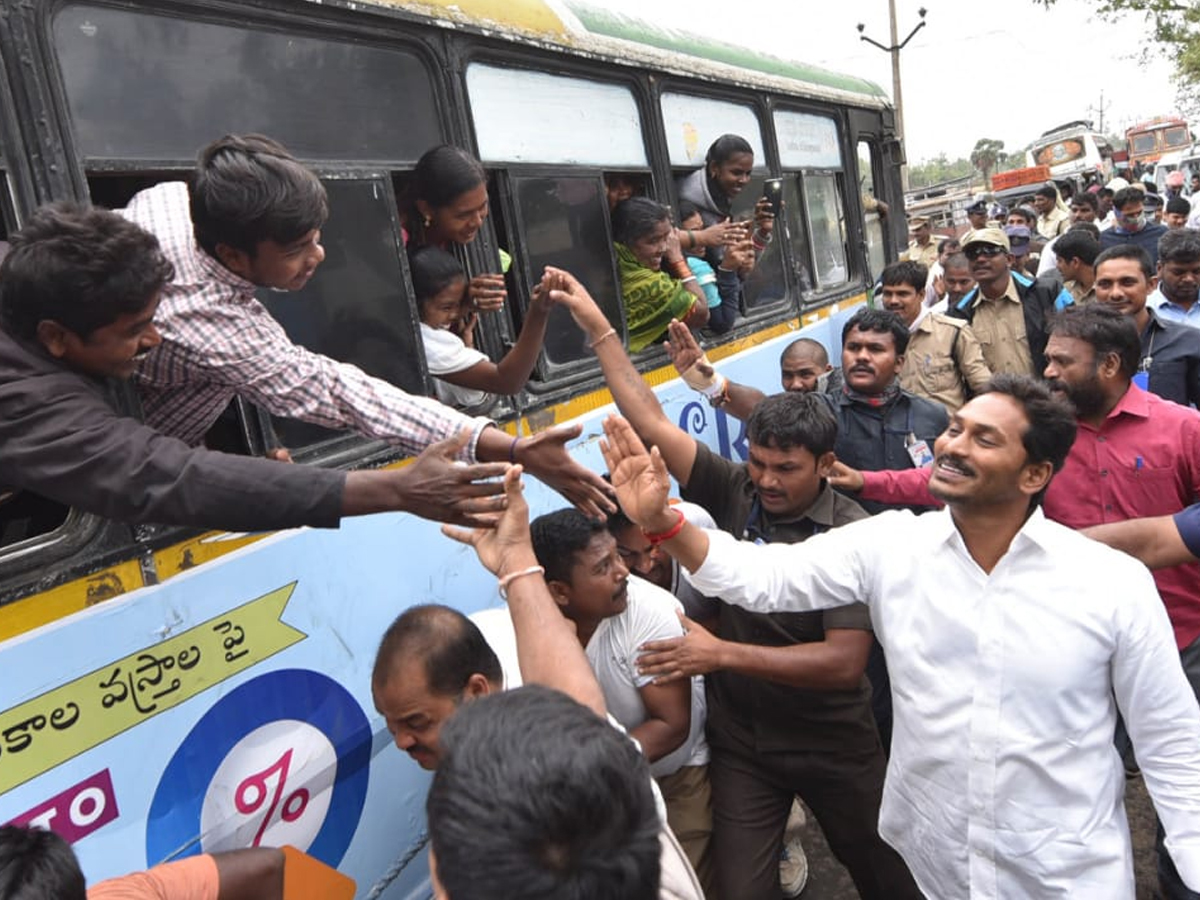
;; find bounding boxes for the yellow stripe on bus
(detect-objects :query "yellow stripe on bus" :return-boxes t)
[0,559,145,643]
[374,0,568,37]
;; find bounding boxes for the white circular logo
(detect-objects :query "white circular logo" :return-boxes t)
[199,719,337,852]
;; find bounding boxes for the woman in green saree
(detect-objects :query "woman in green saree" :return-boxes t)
[613,197,709,352]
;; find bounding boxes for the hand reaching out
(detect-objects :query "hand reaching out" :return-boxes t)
[598,415,674,532]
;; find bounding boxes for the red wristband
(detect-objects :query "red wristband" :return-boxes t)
[643,508,686,545]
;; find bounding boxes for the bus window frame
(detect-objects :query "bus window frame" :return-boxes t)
[654,80,798,326]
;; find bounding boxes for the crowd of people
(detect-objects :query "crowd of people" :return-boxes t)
[3,131,1200,900]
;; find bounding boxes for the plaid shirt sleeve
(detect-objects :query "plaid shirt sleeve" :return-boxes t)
[161,294,491,461]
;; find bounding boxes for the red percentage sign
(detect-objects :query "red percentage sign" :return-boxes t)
[234,748,311,846]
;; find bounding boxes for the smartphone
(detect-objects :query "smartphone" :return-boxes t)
[762,178,784,216]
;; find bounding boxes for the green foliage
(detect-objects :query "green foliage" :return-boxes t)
[907,153,973,188]
[970,138,1005,184]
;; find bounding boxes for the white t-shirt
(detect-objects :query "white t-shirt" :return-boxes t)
[419,322,490,408]
[586,577,709,777]
[470,607,522,689]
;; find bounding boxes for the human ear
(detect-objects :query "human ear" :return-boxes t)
[34,320,71,358]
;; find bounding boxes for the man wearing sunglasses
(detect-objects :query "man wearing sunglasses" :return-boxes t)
[946,227,1074,377]
[1101,186,1169,267]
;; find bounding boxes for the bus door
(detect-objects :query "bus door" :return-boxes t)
[847,107,901,279]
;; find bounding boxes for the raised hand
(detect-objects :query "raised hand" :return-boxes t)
[753,196,776,237]
[599,415,673,531]
[516,421,616,519]
[383,428,509,527]
[827,459,864,492]
[442,465,534,576]
[664,319,710,378]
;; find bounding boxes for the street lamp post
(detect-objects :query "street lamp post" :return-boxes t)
[858,4,927,193]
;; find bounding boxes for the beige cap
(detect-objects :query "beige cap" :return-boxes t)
[908,216,930,232]
[961,226,1010,251]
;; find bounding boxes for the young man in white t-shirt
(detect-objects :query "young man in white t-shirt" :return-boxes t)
[529,507,714,895]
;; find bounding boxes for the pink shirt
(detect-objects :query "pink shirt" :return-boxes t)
[859,384,1200,648]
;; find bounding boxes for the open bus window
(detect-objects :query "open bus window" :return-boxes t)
[603,171,648,212]
[803,173,849,289]
[0,491,70,548]
[261,176,425,454]
[858,140,887,280]
[509,174,623,369]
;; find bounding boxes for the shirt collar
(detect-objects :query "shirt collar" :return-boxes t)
[754,482,840,530]
[1106,382,1150,421]
[973,274,1020,307]
[910,306,933,332]
[195,245,258,296]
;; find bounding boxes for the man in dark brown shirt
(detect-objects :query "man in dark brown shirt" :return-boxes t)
[552,270,919,900]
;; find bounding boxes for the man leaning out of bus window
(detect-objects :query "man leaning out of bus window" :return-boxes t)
[0,202,515,534]
[117,134,611,519]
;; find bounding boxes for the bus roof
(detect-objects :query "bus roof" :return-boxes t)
[347,0,891,108]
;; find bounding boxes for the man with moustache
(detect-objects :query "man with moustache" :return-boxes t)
[1094,244,1200,407]
[598,370,1200,899]
[1150,227,1200,329]
[947,227,1073,377]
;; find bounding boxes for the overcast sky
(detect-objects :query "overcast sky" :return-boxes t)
[586,0,1183,163]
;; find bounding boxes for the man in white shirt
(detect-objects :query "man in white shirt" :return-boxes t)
[597,376,1200,899]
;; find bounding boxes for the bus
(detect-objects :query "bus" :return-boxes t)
[1025,120,1115,182]
[1126,116,1193,172]
[0,0,903,895]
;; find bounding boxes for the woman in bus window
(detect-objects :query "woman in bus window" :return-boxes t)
[677,134,775,267]
[679,200,752,334]
[411,246,554,409]
[405,145,508,313]
[613,197,708,352]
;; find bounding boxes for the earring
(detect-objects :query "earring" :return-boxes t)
[423,215,432,227]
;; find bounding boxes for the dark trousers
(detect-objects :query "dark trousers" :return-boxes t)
[708,729,921,900]
[1158,633,1200,899]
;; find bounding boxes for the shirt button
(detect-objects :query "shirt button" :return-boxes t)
[1098,436,1107,443]
[1100,469,1108,476]
[1105,504,1113,511]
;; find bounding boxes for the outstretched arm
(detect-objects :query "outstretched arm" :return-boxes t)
[1084,510,1198,570]
[549,268,700,487]
[442,467,607,717]
[664,320,764,422]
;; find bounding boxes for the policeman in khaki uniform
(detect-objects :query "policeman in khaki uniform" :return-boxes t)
[900,216,939,269]
[879,260,992,412]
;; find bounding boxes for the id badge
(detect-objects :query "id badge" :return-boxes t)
[907,439,934,468]
[1132,370,1150,391]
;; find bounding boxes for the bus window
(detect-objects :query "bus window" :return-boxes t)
[53,5,440,164]
[467,65,647,167]
[660,92,787,311]
[261,176,425,455]
[509,174,623,369]
[858,140,887,279]
[466,64,644,369]
[774,109,850,294]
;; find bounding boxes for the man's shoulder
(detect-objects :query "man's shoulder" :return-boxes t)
[929,312,967,330]
[899,388,950,424]
[828,489,871,526]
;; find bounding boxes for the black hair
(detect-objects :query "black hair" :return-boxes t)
[530,509,608,585]
[943,252,970,271]
[372,604,503,695]
[1158,227,1200,265]
[408,246,466,307]
[1094,243,1155,280]
[677,199,702,223]
[1098,187,1114,200]
[1053,231,1100,267]
[189,134,328,258]
[428,685,660,900]
[842,307,910,356]
[0,826,86,900]
[1112,186,1145,211]
[746,391,838,456]
[1166,197,1192,216]
[983,374,1077,479]
[1057,180,1076,200]
[936,237,960,255]
[1035,184,1058,201]
[705,134,754,168]
[1067,222,1102,241]
[1010,206,1037,226]
[0,202,175,341]
[1049,303,1140,379]
[611,197,671,246]
[1070,192,1099,213]
[780,337,829,367]
[409,145,487,219]
[881,259,927,293]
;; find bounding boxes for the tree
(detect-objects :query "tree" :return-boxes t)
[1037,1,1200,94]
[970,138,1005,187]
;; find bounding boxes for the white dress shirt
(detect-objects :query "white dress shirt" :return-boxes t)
[685,508,1200,899]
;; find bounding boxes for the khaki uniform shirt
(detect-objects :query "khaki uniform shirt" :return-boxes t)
[900,313,993,412]
[1036,208,1070,241]
[1065,279,1096,305]
[968,277,1035,376]
[902,240,939,269]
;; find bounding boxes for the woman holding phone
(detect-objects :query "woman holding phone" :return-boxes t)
[404,144,508,312]
[677,134,776,270]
